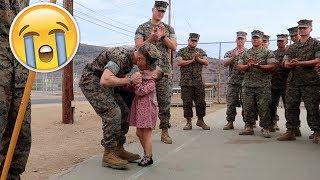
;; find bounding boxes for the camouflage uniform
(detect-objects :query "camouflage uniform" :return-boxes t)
[270,47,289,124]
[238,45,277,128]
[135,20,176,129]
[79,47,135,149]
[0,1,31,179]
[224,48,246,122]
[284,37,320,131]
[176,47,207,119]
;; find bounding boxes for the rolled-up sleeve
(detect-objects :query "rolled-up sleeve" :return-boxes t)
[315,41,320,58]
[104,61,120,75]
[267,51,277,64]
[168,26,176,39]
[135,25,144,40]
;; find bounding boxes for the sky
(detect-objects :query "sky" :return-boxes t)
[30,0,320,58]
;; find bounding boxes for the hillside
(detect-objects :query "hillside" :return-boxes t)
[33,44,229,95]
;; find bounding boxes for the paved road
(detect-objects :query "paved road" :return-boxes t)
[31,96,87,105]
[50,108,320,180]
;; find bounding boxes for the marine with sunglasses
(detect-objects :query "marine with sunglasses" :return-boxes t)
[176,33,210,131]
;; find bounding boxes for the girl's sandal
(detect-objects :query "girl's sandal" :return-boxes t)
[138,155,153,166]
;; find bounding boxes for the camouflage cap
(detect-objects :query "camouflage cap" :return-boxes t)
[251,30,264,38]
[138,43,161,65]
[154,1,169,11]
[236,31,247,38]
[263,35,270,41]
[276,34,289,41]
[189,33,200,40]
[298,19,313,28]
[287,26,298,35]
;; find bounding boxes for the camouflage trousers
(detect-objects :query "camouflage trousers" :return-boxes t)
[285,85,320,131]
[156,76,172,129]
[226,84,243,122]
[79,76,133,149]
[242,87,272,128]
[181,85,206,119]
[270,88,287,125]
[0,87,31,179]
[0,49,31,178]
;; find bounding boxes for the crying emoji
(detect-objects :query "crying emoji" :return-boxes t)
[9,3,79,73]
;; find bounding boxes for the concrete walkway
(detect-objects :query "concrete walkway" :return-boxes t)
[50,108,320,180]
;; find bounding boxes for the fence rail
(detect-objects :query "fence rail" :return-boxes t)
[32,37,320,103]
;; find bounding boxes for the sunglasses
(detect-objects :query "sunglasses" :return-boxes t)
[190,39,198,42]
[298,27,308,30]
[157,9,166,13]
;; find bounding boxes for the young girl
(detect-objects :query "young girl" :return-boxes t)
[127,68,163,166]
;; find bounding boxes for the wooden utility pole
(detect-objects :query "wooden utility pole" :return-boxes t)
[62,0,74,124]
[168,0,172,34]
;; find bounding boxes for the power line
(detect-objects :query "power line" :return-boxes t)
[72,8,134,34]
[185,18,193,32]
[55,2,134,34]
[74,15,132,38]
[53,2,134,38]
[109,0,141,9]
[172,1,176,28]
[73,1,136,30]
[170,1,184,44]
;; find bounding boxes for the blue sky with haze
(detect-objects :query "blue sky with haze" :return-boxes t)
[30,0,320,58]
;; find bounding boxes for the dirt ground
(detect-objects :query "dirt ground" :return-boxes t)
[20,102,226,180]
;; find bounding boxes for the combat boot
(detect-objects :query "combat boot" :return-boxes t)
[161,129,172,144]
[102,148,128,170]
[183,119,192,130]
[196,118,210,130]
[269,126,276,132]
[261,128,271,138]
[274,121,280,131]
[7,173,21,180]
[252,122,257,128]
[309,132,315,139]
[223,122,234,130]
[277,130,296,141]
[115,145,141,162]
[312,132,320,144]
[239,124,254,135]
[294,128,301,137]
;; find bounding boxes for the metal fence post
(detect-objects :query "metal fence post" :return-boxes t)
[217,42,222,104]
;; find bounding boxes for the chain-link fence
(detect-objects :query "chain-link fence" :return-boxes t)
[32,37,319,102]
[32,70,82,95]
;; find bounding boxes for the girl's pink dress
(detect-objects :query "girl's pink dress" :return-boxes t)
[127,76,158,129]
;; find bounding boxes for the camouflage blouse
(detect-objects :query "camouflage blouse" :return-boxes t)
[80,46,134,86]
[135,20,176,73]
[284,37,320,86]
[271,49,290,89]
[176,47,207,86]
[224,48,247,85]
[238,47,277,88]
